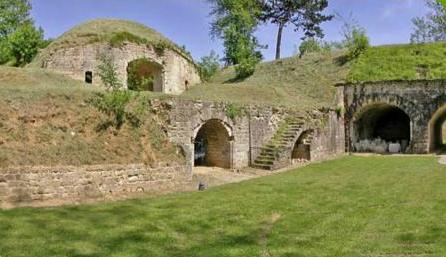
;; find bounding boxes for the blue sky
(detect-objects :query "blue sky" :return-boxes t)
[30,0,429,61]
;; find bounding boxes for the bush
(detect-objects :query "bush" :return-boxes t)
[198,51,220,81]
[235,55,258,79]
[8,22,44,66]
[97,53,122,90]
[298,38,322,57]
[346,28,370,60]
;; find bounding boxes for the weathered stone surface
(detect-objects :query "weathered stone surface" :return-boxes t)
[41,42,200,95]
[340,80,446,153]
[0,164,191,208]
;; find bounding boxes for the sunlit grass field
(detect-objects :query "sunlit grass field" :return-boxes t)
[0,156,445,257]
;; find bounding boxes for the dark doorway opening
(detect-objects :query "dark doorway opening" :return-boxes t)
[353,104,411,153]
[292,130,314,162]
[85,71,93,84]
[194,120,231,168]
[127,58,163,91]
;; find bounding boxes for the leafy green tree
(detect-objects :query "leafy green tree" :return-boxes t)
[8,22,44,66]
[198,50,221,81]
[97,53,123,91]
[209,0,262,79]
[298,38,322,57]
[0,0,31,40]
[260,0,333,60]
[410,0,446,43]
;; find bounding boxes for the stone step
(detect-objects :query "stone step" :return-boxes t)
[254,159,274,165]
[252,164,274,170]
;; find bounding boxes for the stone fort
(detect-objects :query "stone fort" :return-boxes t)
[1,19,446,208]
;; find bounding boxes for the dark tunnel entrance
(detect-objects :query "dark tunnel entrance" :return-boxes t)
[353,104,411,153]
[194,120,231,168]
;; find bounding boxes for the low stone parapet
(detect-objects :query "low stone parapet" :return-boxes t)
[0,163,191,208]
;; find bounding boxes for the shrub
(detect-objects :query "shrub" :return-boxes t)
[298,38,322,57]
[109,32,146,47]
[226,104,244,120]
[198,51,220,81]
[346,28,370,60]
[97,53,122,90]
[8,22,44,66]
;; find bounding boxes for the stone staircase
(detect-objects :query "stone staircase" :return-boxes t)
[252,118,309,170]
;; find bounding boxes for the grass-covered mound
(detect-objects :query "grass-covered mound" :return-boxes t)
[348,42,446,82]
[0,67,181,168]
[182,51,350,110]
[30,19,192,68]
[1,156,445,256]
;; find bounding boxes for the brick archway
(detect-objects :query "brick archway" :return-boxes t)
[429,104,446,153]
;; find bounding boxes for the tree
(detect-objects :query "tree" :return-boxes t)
[97,53,122,91]
[260,0,333,60]
[410,0,446,43]
[198,50,221,81]
[0,0,31,40]
[209,0,262,79]
[8,22,44,66]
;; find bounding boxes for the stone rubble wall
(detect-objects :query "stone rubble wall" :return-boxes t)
[340,80,446,153]
[40,42,201,95]
[163,99,345,170]
[0,163,191,208]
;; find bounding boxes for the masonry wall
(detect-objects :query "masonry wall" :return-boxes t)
[164,99,345,170]
[341,80,446,153]
[40,42,201,94]
[0,164,191,208]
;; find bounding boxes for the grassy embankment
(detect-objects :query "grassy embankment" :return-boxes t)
[0,67,181,168]
[0,156,445,256]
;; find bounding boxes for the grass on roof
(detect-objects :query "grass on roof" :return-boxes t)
[30,19,192,68]
[348,42,446,82]
[181,51,350,110]
[1,156,445,256]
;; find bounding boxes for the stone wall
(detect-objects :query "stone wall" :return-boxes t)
[40,42,201,95]
[0,163,191,208]
[163,99,345,170]
[340,80,446,153]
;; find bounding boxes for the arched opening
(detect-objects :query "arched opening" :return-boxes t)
[353,104,411,153]
[429,105,446,153]
[127,58,163,92]
[194,120,231,169]
[292,130,314,162]
[85,71,93,84]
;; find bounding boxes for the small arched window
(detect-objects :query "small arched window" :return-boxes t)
[85,71,93,84]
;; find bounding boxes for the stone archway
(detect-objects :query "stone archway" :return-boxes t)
[291,130,314,162]
[194,119,233,169]
[127,58,163,92]
[352,103,411,153]
[429,104,446,153]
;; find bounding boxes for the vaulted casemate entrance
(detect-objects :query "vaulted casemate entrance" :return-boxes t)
[194,119,232,168]
[127,58,163,92]
[352,104,411,153]
[429,105,446,153]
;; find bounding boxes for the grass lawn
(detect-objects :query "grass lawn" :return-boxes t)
[1,156,445,257]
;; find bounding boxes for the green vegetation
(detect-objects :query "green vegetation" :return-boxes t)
[182,51,349,110]
[198,51,221,81]
[1,156,446,256]
[0,0,47,66]
[225,103,245,120]
[29,19,193,68]
[348,42,446,82]
[0,66,180,167]
[411,0,446,43]
[127,58,159,91]
[345,28,370,61]
[209,0,262,79]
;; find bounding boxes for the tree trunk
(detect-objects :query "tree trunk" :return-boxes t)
[275,23,284,60]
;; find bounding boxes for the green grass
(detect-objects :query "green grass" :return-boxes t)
[30,19,192,69]
[1,156,446,256]
[181,51,350,110]
[348,42,446,82]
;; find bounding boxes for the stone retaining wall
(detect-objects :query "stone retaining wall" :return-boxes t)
[0,164,191,208]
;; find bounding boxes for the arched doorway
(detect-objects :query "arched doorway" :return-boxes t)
[429,105,446,153]
[292,130,314,162]
[352,104,411,153]
[194,120,232,168]
[127,58,163,92]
